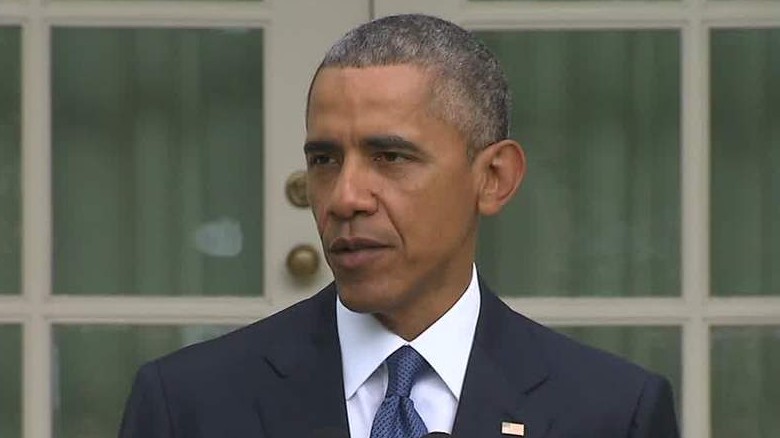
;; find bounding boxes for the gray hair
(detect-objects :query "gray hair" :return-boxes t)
[309,14,511,156]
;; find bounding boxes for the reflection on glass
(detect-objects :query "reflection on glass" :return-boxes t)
[0,325,22,438]
[711,326,780,438]
[711,29,780,296]
[0,27,21,295]
[52,28,264,296]
[476,30,680,297]
[53,324,236,438]
[556,325,682,408]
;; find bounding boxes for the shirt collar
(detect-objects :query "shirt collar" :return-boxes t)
[336,265,481,401]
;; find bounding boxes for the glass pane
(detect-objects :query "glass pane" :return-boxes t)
[470,0,676,2]
[0,27,21,295]
[711,29,780,296]
[476,30,681,297]
[711,326,780,438]
[556,325,681,408]
[53,324,236,438]
[0,324,22,438]
[54,0,261,2]
[52,28,264,296]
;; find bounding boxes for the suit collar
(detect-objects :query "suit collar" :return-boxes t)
[256,279,555,437]
[258,283,351,436]
[452,280,553,438]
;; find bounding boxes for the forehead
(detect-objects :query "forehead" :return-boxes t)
[305,65,470,153]
[307,65,435,121]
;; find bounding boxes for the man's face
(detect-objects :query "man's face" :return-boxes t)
[305,65,480,332]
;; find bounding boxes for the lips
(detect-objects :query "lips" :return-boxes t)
[327,236,390,269]
[329,236,387,252]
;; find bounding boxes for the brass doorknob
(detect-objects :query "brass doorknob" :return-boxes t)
[285,170,309,208]
[286,244,320,278]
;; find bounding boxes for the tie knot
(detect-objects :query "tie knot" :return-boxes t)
[385,346,429,397]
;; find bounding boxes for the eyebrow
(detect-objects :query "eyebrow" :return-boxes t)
[303,140,338,155]
[303,135,426,157]
[363,135,423,155]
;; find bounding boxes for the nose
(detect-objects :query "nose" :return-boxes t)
[327,158,377,220]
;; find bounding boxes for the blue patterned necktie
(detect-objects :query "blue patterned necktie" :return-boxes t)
[369,346,430,438]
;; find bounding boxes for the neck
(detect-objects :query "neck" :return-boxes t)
[375,265,473,341]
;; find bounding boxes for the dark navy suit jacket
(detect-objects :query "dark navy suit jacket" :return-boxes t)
[119,282,679,437]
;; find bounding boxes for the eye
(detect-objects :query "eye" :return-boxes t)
[307,154,336,167]
[374,152,409,163]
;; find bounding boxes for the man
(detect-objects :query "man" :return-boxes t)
[120,14,679,438]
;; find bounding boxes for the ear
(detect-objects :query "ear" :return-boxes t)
[474,139,526,216]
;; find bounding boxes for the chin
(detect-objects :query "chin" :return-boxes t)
[335,281,397,315]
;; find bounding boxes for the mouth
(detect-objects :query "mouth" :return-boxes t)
[327,237,391,269]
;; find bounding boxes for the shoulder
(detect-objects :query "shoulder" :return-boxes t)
[528,317,660,391]
[120,286,339,437]
[479,283,660,384]
[480,288,675,421]
[144,283,336,380]
[529,321,679,436]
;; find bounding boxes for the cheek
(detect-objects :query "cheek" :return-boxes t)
[307,191,328,234]
[434,179,478,231]
[395,177,475,241]
[425,168,476,212]
[313,206,330,235]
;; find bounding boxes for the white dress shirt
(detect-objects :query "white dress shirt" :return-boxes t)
[336,265,481,438]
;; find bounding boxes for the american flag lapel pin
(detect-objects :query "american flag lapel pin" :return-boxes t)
[501,421,525,436]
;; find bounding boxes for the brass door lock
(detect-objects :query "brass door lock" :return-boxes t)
[285,170,309,208]
[286,244,320,278]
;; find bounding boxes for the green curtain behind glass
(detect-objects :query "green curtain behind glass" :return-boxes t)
[53,325,235,438]
[52,28,264,296]
[0,325,22,438]
[711,327,780,438]
[711,29,780,297]
[0,27,21,295]
[476,31,680,297]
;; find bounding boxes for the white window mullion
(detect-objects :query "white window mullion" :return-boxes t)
[680,0,711,433]
[461,3,687,30]
[21,0,53,436]
[0,3,28,24]
[704,2,780,29]
[505,298,688,325]
[683,318,710,438]
[44,2,272,29]
[0,298,26,321]
[42,296,281,324]
[706,298,780,324]
[23,316,51,438]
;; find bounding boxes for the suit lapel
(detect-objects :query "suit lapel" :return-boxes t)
[256,284,351,437]
[452,283,554,438]
[251,281,555,437]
